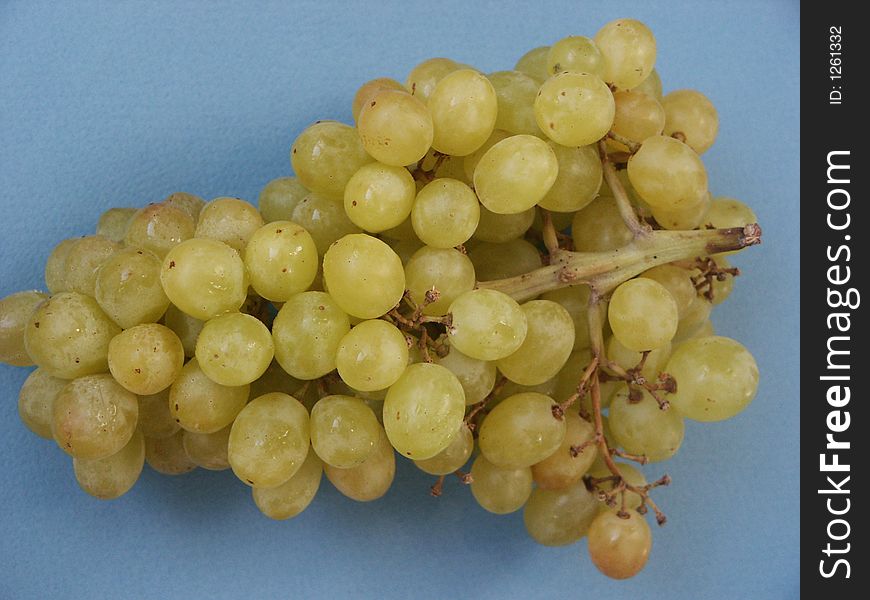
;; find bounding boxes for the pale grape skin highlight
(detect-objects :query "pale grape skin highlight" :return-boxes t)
[0,17,765,582]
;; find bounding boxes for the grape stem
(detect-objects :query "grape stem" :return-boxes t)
[598,139,649,238]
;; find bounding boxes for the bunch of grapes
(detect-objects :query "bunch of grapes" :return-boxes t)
[0,18,761,580]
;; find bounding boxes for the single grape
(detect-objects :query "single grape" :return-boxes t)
[629,68,663,100]
[414,423,473,475]
[44,238,78,294]
[194,197,264,253]
[228,392,310,488]
[469,239,542,281]
[540,285,599,350]
[571,196,633,252]
[470,455,533,514]
[25,292,120,379]
[523,480,599,546]
[411,178,480,247]
[546,35,604,77]
[73,429,145,500]
[51,374,138,460]
[487,71,540,135]
[514,46,550,82]
[272,291,350,380]
[322,234,405,319]
[662,89,719,154]
[169,358,249,433]
[405,246,475,316]
[608,278,678,352]
[534,71,615,147]
[358,89,434,166]
[532,412,598,490]
[609,90,666,151]
[0,290,48,366]
[163,192,206,222]
[474,135,559,214]
[253,449,323,519]
[435,345,496,405]
[462,129,512,181]
[144,430,197,475]
[125,202,195,259]
[706,196,758,229]
[447,289,528,361]
[497,300,575,386]
[666,336,759,421]
[325,424,395,502]
[108,323,185,395]
[182,426,231,471]
[639,264,696,319]
[428,69,498,156]
[137,389,179,440]
[291,192,362,256]
[627,135,708,210]
[194,312,274,386]
[95,247,170,329]
[479,392,566,468]
[343,162,416,233]
[406,57,463,101]
[310,395,381,468]
[609,385,684,462]
[258,177,309,223]
[587,510,652,579]
[472,205,535,243]
[335,320,408,392]
[18,368,68,439]
[594,18,657,90]
[538,142,602,213]
[64,235,123,297]
[242,220,318,302]
[96,207,136,242]
[290,121,372,198]
[352,77,405,122]
[674,295,713,342]
[651,193,710,230]
[383,362,466,460]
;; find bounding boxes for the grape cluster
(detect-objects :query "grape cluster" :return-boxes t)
[0,18,762,580]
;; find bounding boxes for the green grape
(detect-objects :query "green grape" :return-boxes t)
[651,192,710,230]
[662,89,719,154]
[228,392,310,488]
[325,424,395,501]
[335,320,408,392]
[587,462,647,511]
[472,205,535,243]
[470,455,533,514]
[605,336,671,381]
[253,449,323,519]
[137,389,179,440]
[272,291,350,379]
[594,18,657,90]
[44,238,78,293]
[144,430,196,475]
[514,46,550,82]
[96,207,136,242]
[163,192,206,222]
[108,323,185,395]
[125,202,195,259]
[322,234,405,319]
[243,221,318,302]
[257,177,309,223]
[18,368,67,439]
[160,238,248,321]
[343,163,416,233]
[406,57,463,99]
[546,35,604,77]
[639,264,696,318]
[414,423,473,475]
[493,377,558,406]
[169,358,249,433]
[608,278,678,352]
[0,290,48,366]
[405,246,475,316]
[587,510,652,580]
[497,300,574,386]
[487,71,540,135]
[383,362,465,459]
[571,197,633,252]
[290,121,372,198]
[523,479,599,546]
[411,178,480,248]
[51,374,138,460]
[538,142,602,213]
[25,292,120,379]
[609,385,684,461]
[73,429,145,500]
[194,312,274,386]
[608,90,665,151]
[666,336,759,421]
[182,426,231,471]
[291,192,362,256]
[462,129,512,181]
[627,135,708,210]
[310,395,381,468]
[474,135,559,214]
[428,69,498,156]
[540,285,597,350]
[386,236,424,266]
[352,77,406,122]
[469,239,542,281]
[435,346,496,406]
[629,68,663,100]
[532,412,597,490]
[64,235,123,297]
[358,89,434,167]
[162,304,204,358]
[478,392,566,468]
[534,71,615,147]
[674,295,713,342]
[706,196,758,229]
[194,197,264,253]
[95,247,170,329]
[447,289,528,361]
[249,360,304,399]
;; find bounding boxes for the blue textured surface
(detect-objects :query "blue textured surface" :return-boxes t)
[0,1,799,598]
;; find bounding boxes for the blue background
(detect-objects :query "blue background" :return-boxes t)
[0,1,799,598]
